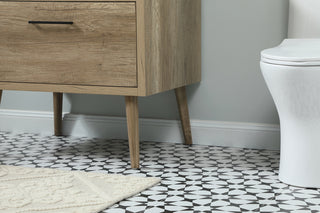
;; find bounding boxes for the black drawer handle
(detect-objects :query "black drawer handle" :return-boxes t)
[28,21,74,25]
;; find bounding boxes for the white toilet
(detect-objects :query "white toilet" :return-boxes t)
[260,0,320,188]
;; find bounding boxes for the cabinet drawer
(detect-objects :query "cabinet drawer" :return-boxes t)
[0,2,137,87]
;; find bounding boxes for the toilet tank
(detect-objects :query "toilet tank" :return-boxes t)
[288,0,320,38]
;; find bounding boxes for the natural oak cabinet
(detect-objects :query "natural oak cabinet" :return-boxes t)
[0,2,137,87]
[0,0,201,168]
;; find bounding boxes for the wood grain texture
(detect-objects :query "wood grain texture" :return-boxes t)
[0,82,138,96]
[136,0,147,96]
[125,96,140,168]
[53,92,63,136]
[0,2,137,87]
[1,0,133,1]
[175,86,193,145]
[140,0,202,96]
[0,0,201,96]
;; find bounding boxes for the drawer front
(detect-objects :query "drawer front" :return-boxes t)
[0,2,137,87]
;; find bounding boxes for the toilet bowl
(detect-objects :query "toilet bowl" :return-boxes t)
[260,39,320,188]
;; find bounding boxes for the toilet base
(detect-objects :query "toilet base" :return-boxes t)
[279,175,320,189]
[278,123,320,188]
[261,61,320,189]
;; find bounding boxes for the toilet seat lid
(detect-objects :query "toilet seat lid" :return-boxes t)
[261,39,320,66]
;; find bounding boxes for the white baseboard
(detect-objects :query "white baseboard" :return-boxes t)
[0,109,280,150]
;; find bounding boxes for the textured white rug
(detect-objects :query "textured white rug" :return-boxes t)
[0,165,160,213]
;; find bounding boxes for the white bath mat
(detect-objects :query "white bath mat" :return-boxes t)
[0,165,160,213]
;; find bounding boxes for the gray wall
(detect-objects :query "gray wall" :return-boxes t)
[0,0,289,125]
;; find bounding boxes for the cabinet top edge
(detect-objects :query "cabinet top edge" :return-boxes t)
[0,0,139,2]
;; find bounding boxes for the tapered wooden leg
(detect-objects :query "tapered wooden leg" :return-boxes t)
[53,92,63,136]
[125,96,140,169]
[175,86,193,145]
[0,90,2,104]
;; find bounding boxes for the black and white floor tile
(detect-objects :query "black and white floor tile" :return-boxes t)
[0,131,320,212]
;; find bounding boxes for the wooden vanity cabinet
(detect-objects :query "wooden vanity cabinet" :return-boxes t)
[0,0,201,168]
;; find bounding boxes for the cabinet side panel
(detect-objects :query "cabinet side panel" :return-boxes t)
[136,0,147,96]
[144,0,201,96]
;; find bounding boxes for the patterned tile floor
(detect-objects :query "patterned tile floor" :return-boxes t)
[0,132,320,212]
